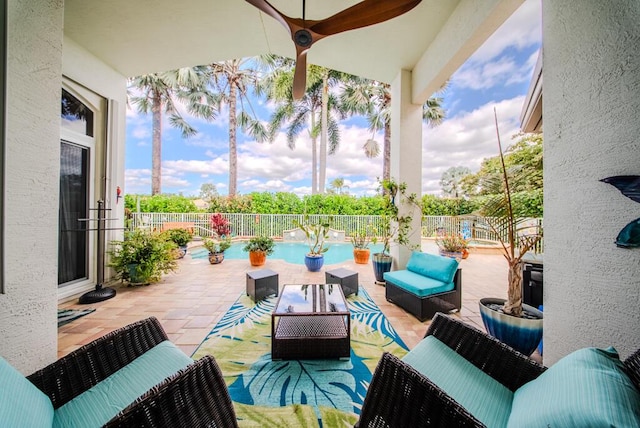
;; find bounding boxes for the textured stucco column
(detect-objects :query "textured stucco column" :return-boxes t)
[0,0,64,372]
[543,1,640,364]
[390,70,423,269]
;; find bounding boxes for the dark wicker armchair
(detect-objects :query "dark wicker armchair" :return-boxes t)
[26,317,238,428]
[357,313,640,427]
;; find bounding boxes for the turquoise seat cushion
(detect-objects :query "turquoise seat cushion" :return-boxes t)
[0,356,54,427]
[508,347,640,427]
[406,251,459,284]
[383,269,454,297]
[403,335,513,428]
[53,340,192,428]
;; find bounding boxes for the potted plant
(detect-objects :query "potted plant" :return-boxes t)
[203,235,232,264]
[163,228,193,258]
[436,233,469,260]
[210,213,231,237]
[242,235,275,267]
[293,215,332,272]
[371,177,422,284]
[477,110,544,356]
[350,226,373,264]
[108,229,178,285]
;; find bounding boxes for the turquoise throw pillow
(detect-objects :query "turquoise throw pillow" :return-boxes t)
[508,347,640,427]
[406,251,458,283]
[0,356,54,427]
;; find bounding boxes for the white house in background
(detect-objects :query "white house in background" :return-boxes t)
[1,1,638,372]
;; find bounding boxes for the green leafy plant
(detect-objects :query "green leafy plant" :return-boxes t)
[477,109,543,317]
[203,236,232,254]
[242,235,275,255]
[350,226,373,249]
[163,228,193,247]
[293,215,333,256]
[108,229,178,284]
[436,233,469,253]
[373,177,422,256]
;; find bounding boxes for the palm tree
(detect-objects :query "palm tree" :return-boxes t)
[129,67,216,195]
[259,58,345,194]
[205,59,268,196]
[329,177,349,194]
[341,78,447,182]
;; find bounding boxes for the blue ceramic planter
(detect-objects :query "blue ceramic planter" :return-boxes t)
[372,253,392,284]
[304,254,324,272]
[479,297,543,356]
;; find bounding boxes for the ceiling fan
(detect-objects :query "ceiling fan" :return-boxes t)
[246,0,422,99]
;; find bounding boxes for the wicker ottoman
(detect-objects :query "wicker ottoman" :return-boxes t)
[246,269,279,302]
[325,268,358,296]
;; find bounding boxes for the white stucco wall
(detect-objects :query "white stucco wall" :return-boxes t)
[543,1,640,364]
[0,0,64,373]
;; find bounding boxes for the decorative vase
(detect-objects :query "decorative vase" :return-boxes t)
[126,263,148,285]
[372,253,392,284]
[439,249,463,261]
[479,297,543,356]
[304,254,324,272]
[353,248,371,264]
[249,250,266,267]
[177,245,188,259]
[208,252,225,264]
[462,248,469,259]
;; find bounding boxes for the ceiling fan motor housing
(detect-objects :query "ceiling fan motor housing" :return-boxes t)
[294,29,312,47]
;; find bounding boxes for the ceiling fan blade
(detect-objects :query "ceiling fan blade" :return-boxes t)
[245,0,292,34]
[310,0,421,36]
[292,49,308,100]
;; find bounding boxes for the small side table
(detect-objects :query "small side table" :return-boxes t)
[246,269,279,302]
[325,268,358,297]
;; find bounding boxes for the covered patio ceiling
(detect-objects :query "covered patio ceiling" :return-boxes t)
[63,0,524,104]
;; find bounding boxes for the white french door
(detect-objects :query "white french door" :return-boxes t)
[58,79,107,299]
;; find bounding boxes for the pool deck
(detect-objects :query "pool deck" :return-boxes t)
[58,241,512,359]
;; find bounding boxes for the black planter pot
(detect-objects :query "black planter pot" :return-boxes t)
[479,297,543,356]
[372,253,392,284]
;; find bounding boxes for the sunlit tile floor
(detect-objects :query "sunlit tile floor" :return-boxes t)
[58,241,514,360]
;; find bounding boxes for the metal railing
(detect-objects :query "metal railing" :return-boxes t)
[129,212,544,252]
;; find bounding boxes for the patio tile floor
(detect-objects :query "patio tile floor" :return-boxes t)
[58,242,513,359]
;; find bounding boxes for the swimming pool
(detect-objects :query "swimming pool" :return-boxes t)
[190,241,384,265]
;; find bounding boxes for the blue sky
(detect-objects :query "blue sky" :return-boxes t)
[125,0,541,198]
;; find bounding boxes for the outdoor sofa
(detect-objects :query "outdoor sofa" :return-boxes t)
[357,313,640,427]
[384,251,461,321]
[0,317,238,427]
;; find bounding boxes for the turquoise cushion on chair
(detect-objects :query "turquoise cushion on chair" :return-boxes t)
[383,269,454,297]
[507,347,640,427]
[53,340,192,428]
[406,251,458,284]
[403,335,513,428]
[0,356,54,427]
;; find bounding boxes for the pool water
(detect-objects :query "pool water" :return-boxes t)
[190,241,384,265]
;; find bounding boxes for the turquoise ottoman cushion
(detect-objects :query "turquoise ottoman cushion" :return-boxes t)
[403,335,513,428]
[0,356,54,427]
[53,340,192,428]
[508,347,640,427]
[406,251,458,284]
[383,269,454,297]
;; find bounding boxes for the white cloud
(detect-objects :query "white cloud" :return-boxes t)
[421,96,525,195]
[452,0,541,91]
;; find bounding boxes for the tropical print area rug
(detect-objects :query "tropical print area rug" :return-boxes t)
[192,287,409,428]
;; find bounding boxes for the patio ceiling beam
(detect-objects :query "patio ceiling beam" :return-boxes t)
[411,0,524,104]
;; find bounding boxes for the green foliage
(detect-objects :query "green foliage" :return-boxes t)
[108,229,178,284]
[350,225,374,249]
[421,194,479,216]
[436,233,469,252]
[163,228,193,246]
[124,194,200,213]
[293,215,333,255]
[242,235,275,255]
[199,183,218,201]
[203,236,232,253]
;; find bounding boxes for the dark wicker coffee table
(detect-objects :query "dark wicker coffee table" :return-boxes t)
[271,284,350,360]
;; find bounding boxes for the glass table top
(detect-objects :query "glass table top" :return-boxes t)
[273,284,349,315]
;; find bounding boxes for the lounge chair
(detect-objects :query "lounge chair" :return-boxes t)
[1,317,238,427]
[357,313,640,427]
